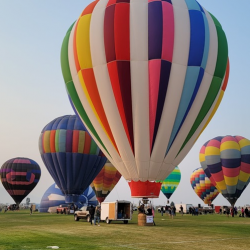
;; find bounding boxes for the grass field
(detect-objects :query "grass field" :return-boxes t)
[0,210,250,250]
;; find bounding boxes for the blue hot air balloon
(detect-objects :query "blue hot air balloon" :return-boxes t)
[39,183,98,212]
[38,115,107,203]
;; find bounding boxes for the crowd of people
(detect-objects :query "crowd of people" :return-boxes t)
[159,205,178,219]
[89,205,101,226]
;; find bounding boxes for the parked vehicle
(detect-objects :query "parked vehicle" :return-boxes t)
[56,204,74,214]
[74,206,94,222]
[101,200,132,224]
[202,205,214,214]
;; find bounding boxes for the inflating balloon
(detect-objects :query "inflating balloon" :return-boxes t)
[38,115,107,203]
[157,166,181,200]
[61,0,229,198]
[190,167,219,205]
[0,157,41,205]
[199,136,250,206]
[91,160,121,203]
[39,183,98,212]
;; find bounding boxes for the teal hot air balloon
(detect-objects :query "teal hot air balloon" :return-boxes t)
[157,166,181,200]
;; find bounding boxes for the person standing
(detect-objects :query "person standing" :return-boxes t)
[245,207,248,217]
[30,205,33,215]
[231,207,234,217]
[161,206,164,216]
[89,205,95,225]
[241,207,245,217]
[170,206,174,219]
[94,206,101,226]
[180,205,184,216]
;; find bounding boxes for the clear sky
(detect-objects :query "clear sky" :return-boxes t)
[0,0,250,207]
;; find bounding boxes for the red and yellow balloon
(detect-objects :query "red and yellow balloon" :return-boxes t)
[91,160,121,203]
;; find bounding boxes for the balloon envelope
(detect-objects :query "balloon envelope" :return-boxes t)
[91,160,121,203]
[190,167,219,205]
[39,183,98,212]
[0,157,41,205]
[38,115,107,203]
[157,166,181,200]
[199,136,250,206]
[61,0,229,198]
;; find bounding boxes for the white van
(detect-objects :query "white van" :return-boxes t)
[101,200,132,224]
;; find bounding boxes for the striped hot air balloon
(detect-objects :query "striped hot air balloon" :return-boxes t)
[38,115,107,203]
[199,136,250,206]
[190,167,219,205]
[61,0,229,198]
[91,160,121,203]
[0,157,41,205]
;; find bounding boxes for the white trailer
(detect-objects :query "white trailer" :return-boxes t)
[101,200,132,224]
[175,204,193,214]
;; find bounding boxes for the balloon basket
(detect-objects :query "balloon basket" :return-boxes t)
[138,213,154,226]
[128,181,161,198]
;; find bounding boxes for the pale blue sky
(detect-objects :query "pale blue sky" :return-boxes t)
[0,1,250,207]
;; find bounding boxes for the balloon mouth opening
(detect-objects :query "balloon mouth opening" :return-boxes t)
[128,180,162,198]
[65,195,80,203]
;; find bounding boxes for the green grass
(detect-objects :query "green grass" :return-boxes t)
[0,210,250,250]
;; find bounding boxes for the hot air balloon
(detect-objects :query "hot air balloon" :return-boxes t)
[199,136,250,206]
[157,166,181,201]
[0,157,41,205]
[39,183,98,213]
[91,160,121,203]
[61,0,229,199]
[190,167,219,205]
[38,115,107,203]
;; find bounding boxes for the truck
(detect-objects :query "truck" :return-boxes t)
[56,204,74,214]
[175,204,193,214]
[101,200,132,224]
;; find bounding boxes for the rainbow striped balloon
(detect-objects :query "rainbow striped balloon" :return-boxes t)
[61,0,229,198]
[91,160,121,203]
[190,167,219,205]
[199,136,250,206]
[39,115,107,203]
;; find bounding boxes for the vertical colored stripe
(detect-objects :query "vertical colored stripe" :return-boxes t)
[66,130,73,152]
[72,130,79,153]
[50,130,56,153]
[43,131,51,153]
[78,131,85,153]
[149,59,161,149]
[104,4,116,62]
[83,132,91,154]
[152,60,171,151]
[148,1,162,59]
[188,10,205,66]
[161,1,174,62]
[114,3,130,60]
[107,61,134,151]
